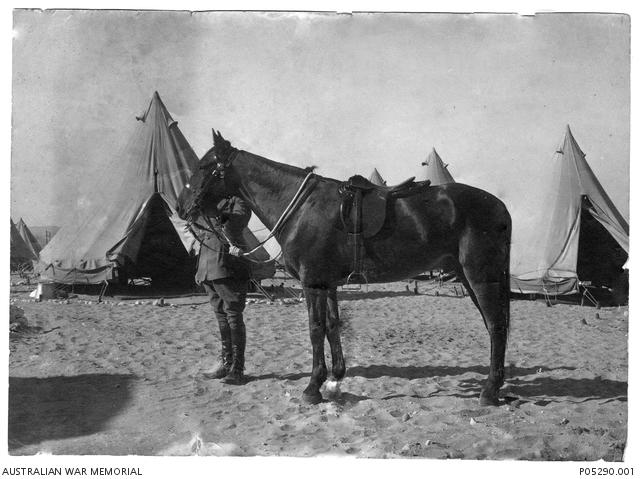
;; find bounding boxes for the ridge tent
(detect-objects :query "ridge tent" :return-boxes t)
[421,148,455,185]
[510,125,628,296]
[16,218,41,259]
[36,92,274,285]
[368,168,387,186]
[11,219,37,270]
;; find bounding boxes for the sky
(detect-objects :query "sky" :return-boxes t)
[11,11,630,243]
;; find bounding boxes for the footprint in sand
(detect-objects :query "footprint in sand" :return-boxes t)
[238,403,258,413]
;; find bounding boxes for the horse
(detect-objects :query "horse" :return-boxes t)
[177,130,511,406]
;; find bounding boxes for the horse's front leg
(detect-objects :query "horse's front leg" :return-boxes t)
[326,288,345,382]
[302,286,328,404]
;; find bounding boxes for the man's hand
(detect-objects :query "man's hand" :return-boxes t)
[229,245,242,257]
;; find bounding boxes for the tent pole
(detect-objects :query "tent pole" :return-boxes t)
[98,280,108,303]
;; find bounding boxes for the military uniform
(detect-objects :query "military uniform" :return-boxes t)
[195,196,251,385]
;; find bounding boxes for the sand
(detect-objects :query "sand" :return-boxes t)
[8,281,627,460]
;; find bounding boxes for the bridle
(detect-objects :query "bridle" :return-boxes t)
[189,147,240,218]
[184,147,316,263]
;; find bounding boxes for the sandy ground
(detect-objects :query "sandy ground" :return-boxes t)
[8,280,627,460]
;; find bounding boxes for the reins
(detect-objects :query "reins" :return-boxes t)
[188,217,283,264]
[239,170,315,257]
[187,219,229,255]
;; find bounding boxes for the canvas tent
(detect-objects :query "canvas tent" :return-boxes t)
[29,226,59,248]
[36,92,274,284]
[11,219,38,269]
[421,148,455,185]
[368,168,386,186]
[510,125,628,295]
[16,218,41,259]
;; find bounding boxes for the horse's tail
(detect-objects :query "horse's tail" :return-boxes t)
[501,214,512,339]
[491,197,512,339]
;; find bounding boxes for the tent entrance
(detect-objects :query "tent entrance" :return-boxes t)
[577,195,627,290]
[118,194,196,287]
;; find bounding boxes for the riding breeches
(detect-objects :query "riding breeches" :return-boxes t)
[202,278,248,330]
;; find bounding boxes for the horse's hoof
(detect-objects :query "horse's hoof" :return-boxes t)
[302,390,323,404]
[479,391,500,406]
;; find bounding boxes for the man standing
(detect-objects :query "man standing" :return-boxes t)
[196,195,251,385]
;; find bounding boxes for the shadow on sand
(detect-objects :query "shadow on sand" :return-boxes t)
[346,364,575,380]
[347,364,626,402]
[338,290,422,301]
[453,373,627,403]
[9,373,136,451]
[500,376,627,402]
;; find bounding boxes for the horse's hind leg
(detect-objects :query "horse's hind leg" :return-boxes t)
[471,279,509,406]
[302,287,328,404]
[326,288,346,382]
[458,260,510,406]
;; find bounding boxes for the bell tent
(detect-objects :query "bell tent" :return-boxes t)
[510,125,628,296]
[421,148,455,185]
[368,168,387,186]
[36,92,199,284]
[16,218,41,259]
[36,92,275,285]
[11,219,38,270]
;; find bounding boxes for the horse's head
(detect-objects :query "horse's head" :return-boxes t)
[177,129,239,222]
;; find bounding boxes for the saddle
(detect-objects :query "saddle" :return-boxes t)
[338,174,431,284]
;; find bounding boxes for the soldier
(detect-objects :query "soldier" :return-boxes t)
[195,195,251,385]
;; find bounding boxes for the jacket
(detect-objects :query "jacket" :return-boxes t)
[195,196,252,282]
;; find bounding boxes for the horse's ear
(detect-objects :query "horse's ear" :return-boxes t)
[211,128,218,144]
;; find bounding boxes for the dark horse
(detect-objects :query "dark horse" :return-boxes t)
[177,131,511,406]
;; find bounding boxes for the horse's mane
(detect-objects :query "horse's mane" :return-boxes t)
[203,143,339,185]
[232,148,333,180]
[249,156,342,186]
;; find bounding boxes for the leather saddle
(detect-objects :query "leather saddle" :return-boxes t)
[337,174,431,285]
[338,174,431,237]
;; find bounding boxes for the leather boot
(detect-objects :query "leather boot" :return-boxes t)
[203,346,232,379]
[203,325,232,379]
[223,321,246,385]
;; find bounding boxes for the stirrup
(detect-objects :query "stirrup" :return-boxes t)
[342,271,368,291]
